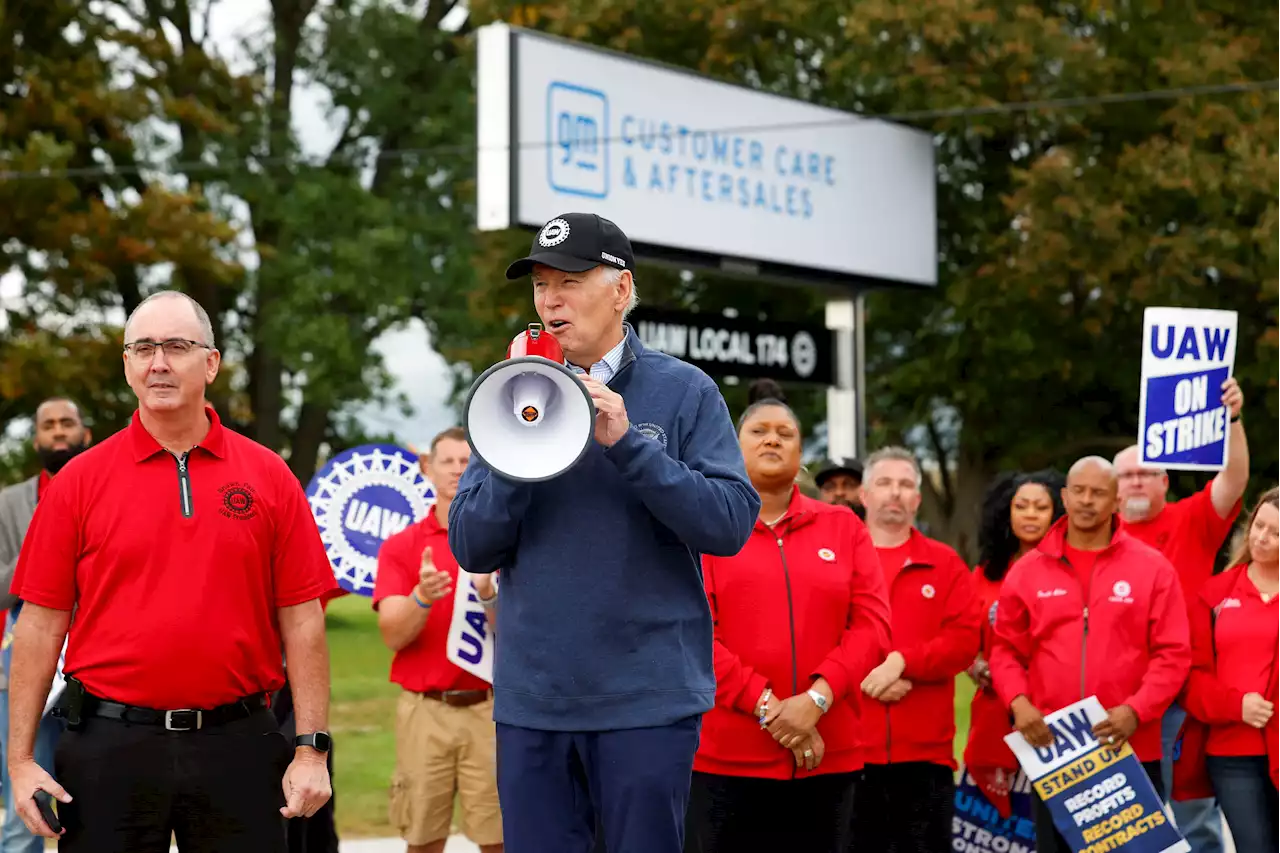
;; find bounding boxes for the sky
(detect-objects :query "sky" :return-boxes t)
[1,0,462,453]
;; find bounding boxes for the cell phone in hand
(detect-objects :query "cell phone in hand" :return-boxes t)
[33,790,62,834]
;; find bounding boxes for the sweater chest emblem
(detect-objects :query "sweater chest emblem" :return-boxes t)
[817,548,835,562]
[633,422,668,448]
[921,583,936,599]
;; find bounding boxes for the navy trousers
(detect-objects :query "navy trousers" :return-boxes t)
[496,715,702,853]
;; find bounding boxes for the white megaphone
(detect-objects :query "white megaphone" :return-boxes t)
[462,323,596,482]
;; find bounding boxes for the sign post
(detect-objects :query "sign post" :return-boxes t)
[476,22,937,455]
[1137,307,1238,471]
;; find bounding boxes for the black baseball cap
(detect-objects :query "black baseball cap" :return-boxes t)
[505,213,635,280]
[814,458,863,488]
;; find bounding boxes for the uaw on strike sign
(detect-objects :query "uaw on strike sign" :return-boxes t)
[1138,307,1237,471]
[1004,697,1188,853]
[305,443,494,682]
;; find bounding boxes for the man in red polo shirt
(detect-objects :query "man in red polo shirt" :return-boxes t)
[374,426,502,853]
[7,290,338,853]
[1113,376,1249,853]
[851,446,980,851]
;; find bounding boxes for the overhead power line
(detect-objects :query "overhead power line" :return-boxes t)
[0,78,1274,181]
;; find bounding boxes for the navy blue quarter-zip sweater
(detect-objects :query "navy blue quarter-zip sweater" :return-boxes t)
[448,325,760,732]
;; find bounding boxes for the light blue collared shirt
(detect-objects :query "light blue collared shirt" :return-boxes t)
[567,335,627,384]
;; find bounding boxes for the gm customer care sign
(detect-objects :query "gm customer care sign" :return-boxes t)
[475,23,936,287]
[1004,697,1188,853]
[1137,307,1237,471]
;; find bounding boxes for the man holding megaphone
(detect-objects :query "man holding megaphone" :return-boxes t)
[449,213,761,853]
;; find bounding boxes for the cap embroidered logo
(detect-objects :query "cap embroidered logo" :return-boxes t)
[538,218,571,247]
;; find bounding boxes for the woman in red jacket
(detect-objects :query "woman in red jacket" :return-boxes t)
[1179,486,1278,852]
[684,392,892,853]
[963,470,1063,816]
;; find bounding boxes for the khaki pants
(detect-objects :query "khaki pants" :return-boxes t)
[389,690,503,846]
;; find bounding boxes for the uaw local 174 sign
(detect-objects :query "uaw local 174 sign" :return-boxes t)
[1138,307,1237,471]
[1004,696,1188,853]
[305,444,436,596]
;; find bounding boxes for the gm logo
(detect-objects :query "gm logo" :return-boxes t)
[546,82,608,199]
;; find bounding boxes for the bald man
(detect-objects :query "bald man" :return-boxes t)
[989,457,1191,853]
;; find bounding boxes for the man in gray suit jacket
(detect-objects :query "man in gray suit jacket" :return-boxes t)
[0,398,90,853]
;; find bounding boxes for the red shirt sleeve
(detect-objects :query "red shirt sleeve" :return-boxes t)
[990,566,1034,710]
[899,553,982,683]
[1122,558,1192,724]
[1185,481,1241,554]
[11,475,79,611]
[811,516,891,701]
[372,528,418,610]
[704,554,770,716]
[271,469,339,608]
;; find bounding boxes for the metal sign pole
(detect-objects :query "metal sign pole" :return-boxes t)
[854,294,868,459]
[824,299,857,460]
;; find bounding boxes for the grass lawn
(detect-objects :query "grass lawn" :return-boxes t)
[326,593,402,839]
[326,592,981,839]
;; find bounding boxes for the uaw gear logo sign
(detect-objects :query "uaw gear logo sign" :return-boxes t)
[305,444,436,597]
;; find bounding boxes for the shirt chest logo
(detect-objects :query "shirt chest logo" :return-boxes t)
[921,583,936,599]
[1213,597,1242,616]
[633,422,668,448]
[1109,580,1133,604]
[817,548,836,562]
[218,482,259,521]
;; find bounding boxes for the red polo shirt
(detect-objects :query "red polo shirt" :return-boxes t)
[11,407,337,710]
[372,511,490,694]
[1196,568,1279,757]
[1124,482,1240,599]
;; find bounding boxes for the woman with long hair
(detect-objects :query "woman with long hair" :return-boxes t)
[683,393,891,853]
[1176,487,1279,850]
[963,469,1065,816]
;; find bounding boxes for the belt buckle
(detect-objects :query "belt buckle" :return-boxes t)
[164,709,203,731]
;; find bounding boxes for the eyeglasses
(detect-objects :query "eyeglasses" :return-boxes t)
[1117,470,1164,482]
[124,339,214,360]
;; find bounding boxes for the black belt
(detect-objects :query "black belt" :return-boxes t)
[80,693,269,731]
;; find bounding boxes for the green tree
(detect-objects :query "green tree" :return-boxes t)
[0,0,246,454]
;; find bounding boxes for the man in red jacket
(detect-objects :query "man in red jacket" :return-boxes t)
[850,446,980,851]
[990,456,1192,853]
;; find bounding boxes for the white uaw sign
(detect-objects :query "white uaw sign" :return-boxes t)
[631,308,833,385]
[446,571,494,683]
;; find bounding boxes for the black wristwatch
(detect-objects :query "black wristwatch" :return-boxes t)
[294,732,333,753]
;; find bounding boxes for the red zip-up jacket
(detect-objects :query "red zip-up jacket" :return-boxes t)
[990,517,1191,763]
[694,488,892,780]
[1172,563,1280,799]
[860,529,980,769]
